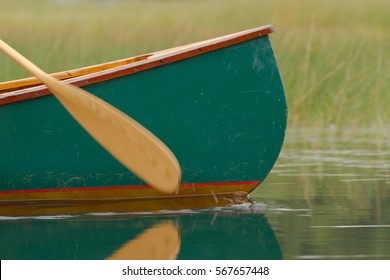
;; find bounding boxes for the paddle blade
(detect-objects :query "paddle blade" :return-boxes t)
[50,80,181,193]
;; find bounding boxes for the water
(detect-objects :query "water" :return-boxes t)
[1,127,389,260]
[252,127,390,260]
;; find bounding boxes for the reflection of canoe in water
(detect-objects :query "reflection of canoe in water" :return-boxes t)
[0,25,287,203]
[0,210,283,260]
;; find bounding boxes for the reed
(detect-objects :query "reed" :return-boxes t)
[1,0,389,128]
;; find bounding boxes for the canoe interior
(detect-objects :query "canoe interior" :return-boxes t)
[0,54,151,93]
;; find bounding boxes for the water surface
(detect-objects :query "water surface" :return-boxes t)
[1,127,389,260]
[252,127,390,259]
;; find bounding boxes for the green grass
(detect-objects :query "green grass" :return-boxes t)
[1,0,389,128]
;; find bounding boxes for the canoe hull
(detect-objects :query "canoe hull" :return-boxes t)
[0,26,287,204]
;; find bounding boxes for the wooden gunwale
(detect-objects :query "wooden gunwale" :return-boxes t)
[0,25,274,105]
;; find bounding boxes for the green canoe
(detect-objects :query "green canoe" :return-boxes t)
[0,25,287,205]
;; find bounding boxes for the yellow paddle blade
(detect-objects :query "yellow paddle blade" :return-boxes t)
[0,39,181,193]
[106,222,181,260]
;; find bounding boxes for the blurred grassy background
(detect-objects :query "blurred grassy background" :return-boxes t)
[1,0,389,129]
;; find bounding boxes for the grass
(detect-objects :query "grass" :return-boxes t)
[1,0,389,129]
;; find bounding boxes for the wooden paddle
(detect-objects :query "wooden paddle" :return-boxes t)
[0,39,181,194]
[106,221,180,260]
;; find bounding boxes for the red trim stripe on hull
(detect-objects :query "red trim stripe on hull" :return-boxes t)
[0,181,259,194]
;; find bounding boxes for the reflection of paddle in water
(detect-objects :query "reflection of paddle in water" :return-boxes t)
[106,221,180,260]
